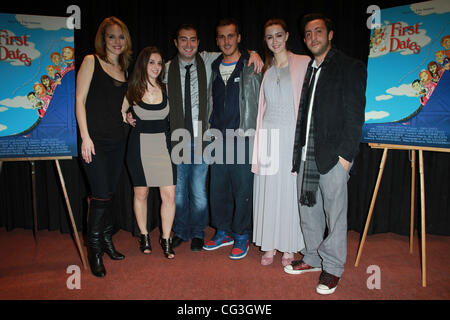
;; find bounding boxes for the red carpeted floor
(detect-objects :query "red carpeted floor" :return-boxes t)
[0,226,449,301]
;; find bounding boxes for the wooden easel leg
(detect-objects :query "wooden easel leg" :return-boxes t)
[54,160,88,270]
[410,150,415,254]
[418,150,426,287]
[30,161,38,244]
[355,148,388,267]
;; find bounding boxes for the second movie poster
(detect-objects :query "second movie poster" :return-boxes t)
[362,0,450,149]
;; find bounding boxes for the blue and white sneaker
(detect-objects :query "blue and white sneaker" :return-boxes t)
[203,230,234,251]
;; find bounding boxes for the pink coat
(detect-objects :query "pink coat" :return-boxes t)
[251,52,311,174]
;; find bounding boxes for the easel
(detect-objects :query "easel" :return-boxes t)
[354,143,450,287]
[0,157,88,270]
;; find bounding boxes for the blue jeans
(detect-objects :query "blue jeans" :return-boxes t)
[173,144,209,240]
[209,137,253,236]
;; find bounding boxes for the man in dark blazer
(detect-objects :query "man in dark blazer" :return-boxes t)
[284,13,367,295]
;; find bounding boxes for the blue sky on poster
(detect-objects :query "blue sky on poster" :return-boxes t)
[365,0,449,123]
[0,13,74,136]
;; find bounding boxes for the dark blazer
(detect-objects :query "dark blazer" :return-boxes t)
[292,48,367,175]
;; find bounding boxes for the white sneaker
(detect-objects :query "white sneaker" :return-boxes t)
[284,260,322,275]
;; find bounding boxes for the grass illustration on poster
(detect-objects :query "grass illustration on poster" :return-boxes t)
[362,0,450,150]
[0,13,77,159]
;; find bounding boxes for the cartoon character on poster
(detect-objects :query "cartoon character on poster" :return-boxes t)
[369,26,388,54]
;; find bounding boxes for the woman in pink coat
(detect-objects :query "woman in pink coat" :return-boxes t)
[252,19,310,267]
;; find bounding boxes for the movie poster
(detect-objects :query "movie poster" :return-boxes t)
[0,13,76,158]
[362,0,450,149]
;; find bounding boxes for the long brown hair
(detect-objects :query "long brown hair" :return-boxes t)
[94,16,132,71]
[126,46,165,105]
[262,18,288,76]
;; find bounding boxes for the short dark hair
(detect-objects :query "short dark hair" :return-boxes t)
[300,13,333,37]
[174,23,199,40]
[216,18,240,36]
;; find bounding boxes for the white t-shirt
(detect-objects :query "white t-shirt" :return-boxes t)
[219,61,237,83]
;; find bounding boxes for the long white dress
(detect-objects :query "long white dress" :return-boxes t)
[252,65,305,253]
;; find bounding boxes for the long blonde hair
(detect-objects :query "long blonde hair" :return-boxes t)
[94,16,132,71]
[262,18,288,76]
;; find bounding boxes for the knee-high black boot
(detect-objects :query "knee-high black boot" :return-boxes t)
[87,198,107,277]
[101,198,125,260]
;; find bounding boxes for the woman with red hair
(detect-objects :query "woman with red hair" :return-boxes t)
[427,61,443,83]
[252,18,309,267]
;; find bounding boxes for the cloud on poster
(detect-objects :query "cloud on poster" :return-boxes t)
[365,110,390,121]
[410,0,450,16]
[0,96,33,109]
[373,83,416,107]
[385,83,417,97]
[0,124,6,131]
[15,14,67,31]
[375,94,393,101]
[62,36,74,43]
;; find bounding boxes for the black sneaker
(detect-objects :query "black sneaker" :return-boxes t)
[190,238,204,252]
[316,271,340,295]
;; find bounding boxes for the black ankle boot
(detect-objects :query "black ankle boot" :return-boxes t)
[101,202,125,260]
[88,249,106,277]
[87,199,107,277]
[160,237,175,259]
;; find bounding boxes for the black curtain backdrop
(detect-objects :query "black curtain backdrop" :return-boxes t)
[1,0,449,237]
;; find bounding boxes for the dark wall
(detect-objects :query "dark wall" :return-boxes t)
[2,0,377,71]
[1,0,449,237]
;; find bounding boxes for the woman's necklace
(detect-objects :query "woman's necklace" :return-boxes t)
[275,67,281,85]
[143,84,162,104]
[274,57,288,86]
